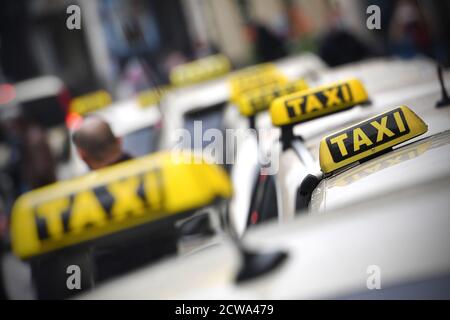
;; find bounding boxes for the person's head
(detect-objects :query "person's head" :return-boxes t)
[72,116,123,170]
[243,22,259,43]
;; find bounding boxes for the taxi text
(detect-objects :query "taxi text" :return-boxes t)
[34,168,164,241]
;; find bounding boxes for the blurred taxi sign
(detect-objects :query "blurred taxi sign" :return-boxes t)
[229,64,288,104]
[229,63,277,81]
[11,151,232,259]
[270,79,368,127]
[235,79,308,117]
[137,86,170,108]
[69,90,112,115]
[170,54,231,87]
[319,106,428,174]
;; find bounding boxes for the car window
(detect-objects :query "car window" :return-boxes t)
[122,125,160,157]
[183,102,226,149]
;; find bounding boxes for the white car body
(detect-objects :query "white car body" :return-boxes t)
[77,60,450,300]
[78,131,450,299]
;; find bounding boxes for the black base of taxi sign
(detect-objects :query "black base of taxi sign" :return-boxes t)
[319,105,428,174]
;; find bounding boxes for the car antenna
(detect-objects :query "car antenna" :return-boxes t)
[436,64,450,108]
[226,208,288,283]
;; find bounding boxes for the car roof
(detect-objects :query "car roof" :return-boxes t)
[14,76,65,102]
[92,98,161,137]
[78,165,450,299]
[311,130,450,213]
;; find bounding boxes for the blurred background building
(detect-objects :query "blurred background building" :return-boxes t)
[1,0,449,97]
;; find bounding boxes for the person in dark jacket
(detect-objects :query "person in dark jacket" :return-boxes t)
[318,29,371,67]
[245,22,288,63]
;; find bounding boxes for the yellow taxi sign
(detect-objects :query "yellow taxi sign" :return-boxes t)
[137,86,170,108]
[69,90,112,115]
[228,63,288,104]
[235,79,309,117]
[319,105,428,174]
[170,54,231,87]
[11,151,232,259]
[229,63,277,81]
[270,79,369,127]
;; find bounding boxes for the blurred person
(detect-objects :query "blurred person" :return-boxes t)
[284,1,314,39]
[163,50,188,76]
[72,116,132,170]
[100,0,163,91]
[318,29,372,67]
[388,0,433,58]
[116,58,154,99]
[192,41,220,59]
[318,1,372,66]
[1,110,56,197]
[280,2,318,54]
[22,123,57,188]
[244,22,288,63]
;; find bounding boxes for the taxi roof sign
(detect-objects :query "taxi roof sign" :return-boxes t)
[230,62,275,77]
[69,90,112,115]
[228,63,288,104]
[137,86,170,108]
[170,54,231,87]
[234,79,309,117]
[319,105,428,174]
[11,151,232,259]
[270,79,369,127]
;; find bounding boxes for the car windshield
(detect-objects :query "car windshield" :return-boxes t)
[122,125,160,157]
